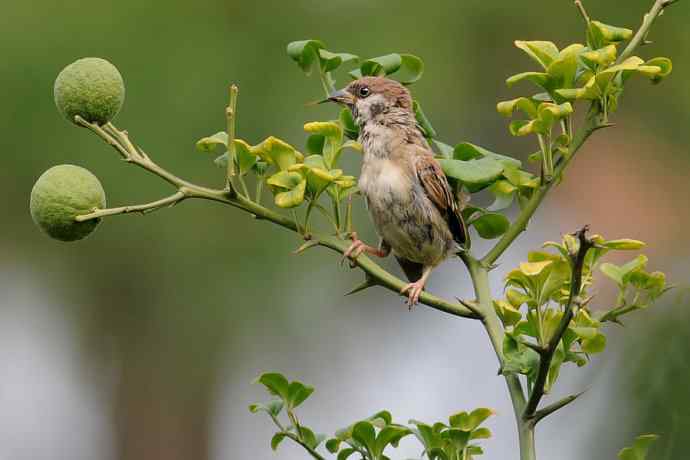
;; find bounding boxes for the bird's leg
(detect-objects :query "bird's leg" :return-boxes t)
[400,265,433,308]
[341,233,389,266]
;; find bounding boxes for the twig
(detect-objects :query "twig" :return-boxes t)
[482,119,599,267]
[268,414,326,460]
[619,0,679,63]
[523,227,594,419]
[574,0,591,24]
[226,84,239,183]
[75,191,186,221]
[528,390,587,425]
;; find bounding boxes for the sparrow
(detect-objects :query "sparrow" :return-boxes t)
[327,76,468,306]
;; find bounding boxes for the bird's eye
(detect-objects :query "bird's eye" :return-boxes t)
[358,87,370,98]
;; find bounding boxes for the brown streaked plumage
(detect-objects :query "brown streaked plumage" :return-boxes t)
[328,76,468,306]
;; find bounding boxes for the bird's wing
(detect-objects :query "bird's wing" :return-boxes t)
[413,148,469,247]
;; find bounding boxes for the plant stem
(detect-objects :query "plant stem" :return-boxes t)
[226,84,239,184]
[523,227,594,419]
[75,191,186,221]
[465,258,534,460]
[618,0,678,63]
[482,118,598,267]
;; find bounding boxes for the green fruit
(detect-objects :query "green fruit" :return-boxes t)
[54,57,125,125]
[30,165,107,242]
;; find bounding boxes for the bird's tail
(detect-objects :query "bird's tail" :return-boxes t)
[395,256,424,282]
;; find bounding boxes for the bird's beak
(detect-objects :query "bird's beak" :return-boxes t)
[324,88,354,105]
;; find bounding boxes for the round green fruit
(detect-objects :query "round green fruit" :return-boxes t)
[30,164,107,242]
[54,57,125,125]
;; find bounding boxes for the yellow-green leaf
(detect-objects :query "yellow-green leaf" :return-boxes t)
[274,179,306,208]
[519,260,553,276]
[514,41,559,69]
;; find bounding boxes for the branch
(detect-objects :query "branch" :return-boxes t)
[482,118,601,267]
[523,227,595,419]
[619,0,679,62]
[75,191,186,221]
[268,414,326,460]
[75,118,480,321]
[226,84,239,182]
[527,390,586,425]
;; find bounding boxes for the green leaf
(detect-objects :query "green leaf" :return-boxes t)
[547,44,585,91]
[645,57,673,83]
[618,434,659,460]
[414,100,437,138]
[339,108,359,139]
[304,121,343,168]
[433,140,455,158]
[470,427,492,440]
[506,72,551,89]
[590,21,633,44]
[326,438,341,453]
[453,143,521,169]
[470,213,510,239]
[581,45,618,68]
[600,239,646,250]
[337,448,357,460]
[396,54,425,84]
[519,260,553,276]
[581,332,606,354]
[196,131,228,153]
[254,137,302,170]
[287,380,314,409]
[352,421,376,452]
[248,399,284,416]
[356,53,403,78]
[233,139,257,175]
[600,255,648,286]
[506,289,531,309]
[271,433,287,451]
[494,300,523,327]
[375,426,412,456]
[487,180,516,211]
[274,179,307,208]
[439,157,504,186]
[254,373,290,400]
[497,97,538,118]
[514,41,560,69]
[319,49,359,72]
[267,171,304,191]
[287,39,326,76]
[306,134,325,155]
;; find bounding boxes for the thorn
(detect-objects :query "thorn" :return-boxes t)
[455,297,483,318]
[344,276,379,296]
[293,240,319,255]
[530,389,588,424]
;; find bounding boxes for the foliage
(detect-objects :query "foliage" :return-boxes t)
[251,372,494,460]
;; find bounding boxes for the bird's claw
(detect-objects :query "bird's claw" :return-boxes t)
[400,281,425,309]
[341,239,366,267]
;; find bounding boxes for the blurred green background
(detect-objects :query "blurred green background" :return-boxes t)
[1,1,688,459]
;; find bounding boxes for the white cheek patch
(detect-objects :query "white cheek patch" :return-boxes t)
[356,94,386,120]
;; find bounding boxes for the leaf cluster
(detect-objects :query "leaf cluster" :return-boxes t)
[495,233,668,394]
[251,372,494,460]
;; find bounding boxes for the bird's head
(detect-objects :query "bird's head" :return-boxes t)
[326,77,413,125]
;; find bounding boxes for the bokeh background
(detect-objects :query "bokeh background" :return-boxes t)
[1,1,688,459]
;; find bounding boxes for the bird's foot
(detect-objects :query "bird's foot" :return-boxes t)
[400,280,425,309]
[341,232,387,267]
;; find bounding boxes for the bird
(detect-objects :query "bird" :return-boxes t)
[326,76,468,306]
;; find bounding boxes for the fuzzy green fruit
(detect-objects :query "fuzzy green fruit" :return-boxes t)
[54,57,125,125]
[30,165,107,242]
